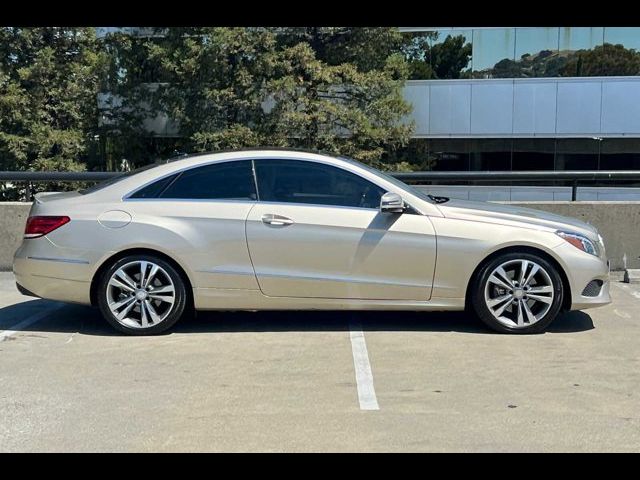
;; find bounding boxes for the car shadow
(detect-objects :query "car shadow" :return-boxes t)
[0,298,595,337]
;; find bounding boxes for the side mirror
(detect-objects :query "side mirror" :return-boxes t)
[380,192,405,213]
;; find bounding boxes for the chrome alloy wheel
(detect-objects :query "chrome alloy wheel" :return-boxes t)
[105,260,175,329]
[483,259,554,329]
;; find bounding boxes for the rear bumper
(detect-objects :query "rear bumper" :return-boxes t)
[15,282,38,298]
[13,239,95,305]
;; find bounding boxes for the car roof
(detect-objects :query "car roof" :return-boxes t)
[155,149,347,171]
[166,147,343,163]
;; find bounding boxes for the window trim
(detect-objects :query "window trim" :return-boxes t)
[122,158,258,202]
[121,155,422,214]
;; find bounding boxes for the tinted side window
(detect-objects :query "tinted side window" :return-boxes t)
[159,160,256,200]
[129,173,180,199]
[254,159,384,209]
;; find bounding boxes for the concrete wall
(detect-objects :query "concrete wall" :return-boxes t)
[0,201,637,271]
[507,202,640,270]
[415,185,640,202]
[0,202,31,272]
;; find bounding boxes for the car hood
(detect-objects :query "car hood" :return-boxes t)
[436,199,599,239]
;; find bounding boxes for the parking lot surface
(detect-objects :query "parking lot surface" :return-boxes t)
[0,271,639,452]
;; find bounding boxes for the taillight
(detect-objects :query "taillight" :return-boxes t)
[24,216,70,239]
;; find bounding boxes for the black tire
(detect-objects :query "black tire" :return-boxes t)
[97,254,188,335]
[470,252,564,334]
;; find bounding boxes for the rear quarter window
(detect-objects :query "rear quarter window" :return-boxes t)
[129,173,180,199]
[158,160,257,200]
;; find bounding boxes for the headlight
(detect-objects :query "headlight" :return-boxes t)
[556,231,599,256]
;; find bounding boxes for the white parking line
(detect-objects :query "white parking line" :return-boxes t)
[0,303,64,342]
[349,321,379,411]
[613,309,631,319]
[614,282,640,300]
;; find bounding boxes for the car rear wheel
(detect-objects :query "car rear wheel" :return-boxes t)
[97,255,188,335]
[471,252,564,334]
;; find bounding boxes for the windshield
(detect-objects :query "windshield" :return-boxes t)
[337,156,435,204]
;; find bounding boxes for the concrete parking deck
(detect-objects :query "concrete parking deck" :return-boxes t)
[0,271,638,452]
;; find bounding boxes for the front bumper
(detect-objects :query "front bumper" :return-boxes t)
[552,241,611,310]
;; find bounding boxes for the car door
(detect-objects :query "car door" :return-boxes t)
[245,158,437,301]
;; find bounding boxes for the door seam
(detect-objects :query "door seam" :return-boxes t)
[244,202,267,295]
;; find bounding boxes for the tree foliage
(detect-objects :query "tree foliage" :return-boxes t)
[263,30,413,165]
[403,32,472,80]
[98,29,167,169]
[562,43,640,77]
[0,27,418,199]
[143,27,413,164]
[475,43,640,79]
[145,27,276,153]
[0,27,106,197]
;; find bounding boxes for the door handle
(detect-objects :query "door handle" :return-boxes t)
[262,214,294,226]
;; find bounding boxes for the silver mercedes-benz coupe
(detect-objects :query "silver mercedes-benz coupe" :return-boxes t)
[13,149,611,335]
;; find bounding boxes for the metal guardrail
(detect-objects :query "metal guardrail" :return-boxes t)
[3,170,640,201]
[392,171,640,200]
[0,171,115,182]
[391,171,640,182]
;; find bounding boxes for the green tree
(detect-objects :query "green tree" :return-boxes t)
[403,32,472,80]
[98,29,163,170]
[429,35,472,79]
[270,28,414,164]
[142,27,276,153]
[483,43,640,79]
[0,26,417,195]
[0,27,106,197]
[264,40,412,164]
[274,27,405,72]
[561,43,640,77]
[146,27,414,165]
[488,58,523,78]
[381,138,436,171]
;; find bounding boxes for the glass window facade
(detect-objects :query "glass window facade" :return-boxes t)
[404,30,472,79]
[402,27,640,79]
[426,139,470,171]
[469,139,512,170]
[603,28,640,51]
[398,28,640,173]
[600,138,640,170]
[392,138,640,172]
[556,138,600,170]
[512,139,555,170]
[559,27,604,52]
[471,28,515,77]
[513,28,560,78]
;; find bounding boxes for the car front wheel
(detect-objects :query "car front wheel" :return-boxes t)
[97,255,188,335]
[471,252,564,334]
